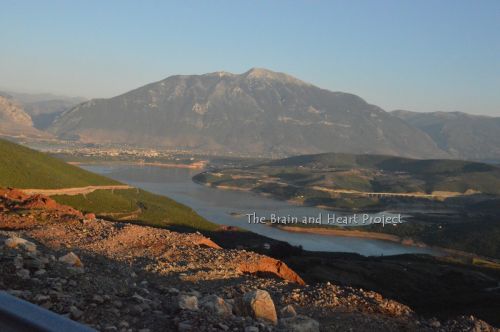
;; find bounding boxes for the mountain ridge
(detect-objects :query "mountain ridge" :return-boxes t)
[392,109,500,161]
[50,68,447,158]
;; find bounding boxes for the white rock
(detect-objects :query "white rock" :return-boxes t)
[241,289,277,325]
[58,252,83,267]
[5,237,37,252]
[177,294,198,310]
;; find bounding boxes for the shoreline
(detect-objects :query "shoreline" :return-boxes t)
[195,181,399,213]
[276,225,500,264]
[275,225,405,243]
[68,160,206,169]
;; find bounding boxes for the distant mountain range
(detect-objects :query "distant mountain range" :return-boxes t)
[0,91,85,132]
[392,110,500,162]
[0,94,49,138]
[2,69,499,161]
[48,68,446,158]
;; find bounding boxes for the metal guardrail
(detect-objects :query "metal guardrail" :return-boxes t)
[0,291,96,332]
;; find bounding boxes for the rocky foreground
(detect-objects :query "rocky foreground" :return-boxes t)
[0,188,497,332]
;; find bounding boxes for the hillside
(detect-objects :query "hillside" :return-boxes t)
[0,138,118,189]
[197,152,500,197]
[0,138,217,231]
[1,189,497,331]
[392,110,500,162]
[49,68,446,158]
[195,152,500,258]
[266,153,500,194]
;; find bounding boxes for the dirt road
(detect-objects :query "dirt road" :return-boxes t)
[21,185,132,196]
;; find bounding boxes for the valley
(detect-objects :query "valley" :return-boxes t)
[3,3,500,331]
[194,153,500,259]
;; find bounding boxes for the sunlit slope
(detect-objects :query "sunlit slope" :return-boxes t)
[0,138,218,231]
[0,138,119,189]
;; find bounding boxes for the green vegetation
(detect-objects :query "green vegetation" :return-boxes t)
[363,217,500,259]
[53,189,218,231]
[0,138,119,189]
[265,153,500,195]
[196,153,500,206]
[197,152,500,258]
[0,138,218,232]
[53,189,136,214]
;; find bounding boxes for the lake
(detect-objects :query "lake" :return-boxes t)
[81,164,439,256]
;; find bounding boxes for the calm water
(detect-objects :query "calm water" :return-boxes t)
[82,164,439,256]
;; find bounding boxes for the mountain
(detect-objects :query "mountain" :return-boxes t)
[50,68,446,158]
[0,91,86,129]
[0,95,49,138]
[0,94,32,126]
[392,110,500,162]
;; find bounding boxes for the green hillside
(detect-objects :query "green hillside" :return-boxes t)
[0,138,218,231]
[53,189,218,231]
[264,153,500,195]
[195,152,500,212]
[0,138,119,188]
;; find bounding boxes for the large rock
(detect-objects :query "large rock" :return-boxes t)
[239,289,277,325]
[177,294,198,311]
[4,237,37,252]
[279,315,320,332]
[58,252,83,267]
[200,295,232,316]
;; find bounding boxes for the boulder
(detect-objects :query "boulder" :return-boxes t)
[279,315,320,332]
[239,289,277,325]
[58,252,83,267]
[200,295,232,316]
[177,294,198,310]
[4,237,37,252]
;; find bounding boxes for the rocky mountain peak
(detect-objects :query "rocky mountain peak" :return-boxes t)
[242,67,310,86]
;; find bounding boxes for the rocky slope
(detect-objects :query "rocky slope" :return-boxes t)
[392,110,500,162]
[49,69,446,158]
[0,90,85,130]
[0,188,497,331]
[0,95,51,138]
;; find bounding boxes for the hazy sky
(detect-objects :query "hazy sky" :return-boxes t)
[1,0,499,115]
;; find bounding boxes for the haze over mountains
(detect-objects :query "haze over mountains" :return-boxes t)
[392,110,500,162]
[49,68,447,158]
[2,91,86,130]
[0,94,49,138]
[2,69,499,161]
